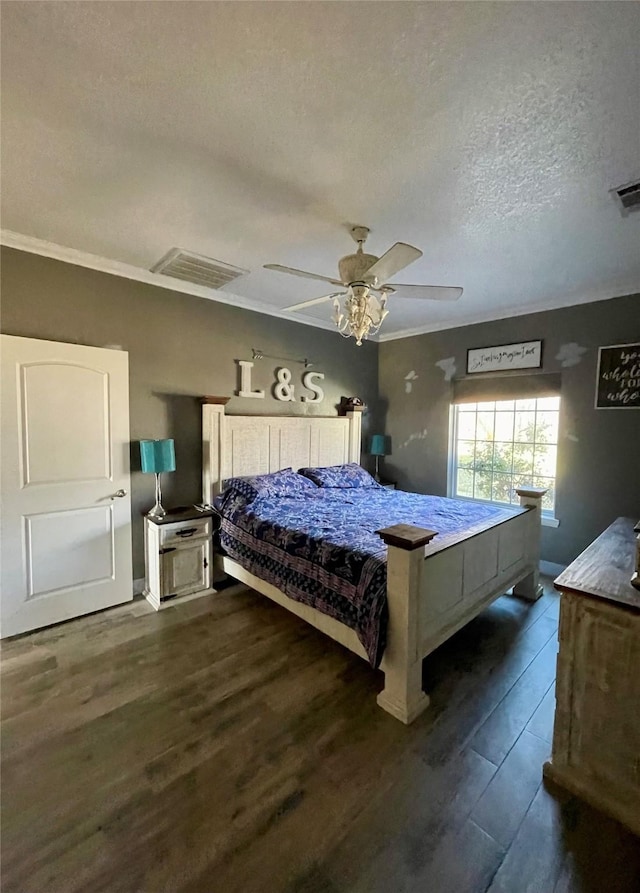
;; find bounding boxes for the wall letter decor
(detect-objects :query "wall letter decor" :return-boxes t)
[237,360,325,403]
[274,368,296,401]
[237,360,265,399]
[301,371,325,403]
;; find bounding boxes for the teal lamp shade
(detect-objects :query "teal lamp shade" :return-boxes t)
[139,439,176,474]
[369,434,388,457]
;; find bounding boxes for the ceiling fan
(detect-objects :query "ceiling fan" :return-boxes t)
[264,225,463,345]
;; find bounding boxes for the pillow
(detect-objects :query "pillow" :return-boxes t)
[215,468,317,512]
[298,462,381,489]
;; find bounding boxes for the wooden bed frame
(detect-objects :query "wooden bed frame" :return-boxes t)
[202,400,546,724]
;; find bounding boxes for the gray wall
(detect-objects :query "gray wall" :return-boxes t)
[379,294,640,566]
[2,245,638,573]
[0,247,379,577]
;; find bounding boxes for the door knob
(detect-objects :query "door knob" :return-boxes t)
[111,489,127,499]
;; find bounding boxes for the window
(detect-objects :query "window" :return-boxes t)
[451,396,560,513]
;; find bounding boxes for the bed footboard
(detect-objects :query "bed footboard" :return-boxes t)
[376,488,546,724]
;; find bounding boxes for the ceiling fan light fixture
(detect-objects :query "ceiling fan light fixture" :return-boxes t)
[265,225,462,345]
[334,286,388,346]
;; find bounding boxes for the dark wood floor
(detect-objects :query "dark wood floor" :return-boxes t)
[2,579,639,893]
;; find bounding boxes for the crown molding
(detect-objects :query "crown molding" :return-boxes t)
[0,229,339,336]
[376,281,640,342]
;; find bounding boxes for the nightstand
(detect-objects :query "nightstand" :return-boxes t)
[380,481,396,490]
[143,507,216,610]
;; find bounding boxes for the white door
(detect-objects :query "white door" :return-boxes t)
[1,335,133,637]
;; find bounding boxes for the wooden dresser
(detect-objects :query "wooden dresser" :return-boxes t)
[544,517,640,836]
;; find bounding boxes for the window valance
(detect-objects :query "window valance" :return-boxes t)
[451,372,561,405]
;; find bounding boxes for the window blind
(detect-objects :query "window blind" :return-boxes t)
[452,372,561,405]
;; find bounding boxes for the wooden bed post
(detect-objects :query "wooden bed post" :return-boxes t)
[513,486,548,601]
[201,397,229,502]
[345,408,363,463]
[376,524,438,724]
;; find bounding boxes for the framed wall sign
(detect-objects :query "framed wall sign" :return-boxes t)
[467,340,542,374]
[595,343,640,409]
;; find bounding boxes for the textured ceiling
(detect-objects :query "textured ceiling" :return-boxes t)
[1,1,639,339]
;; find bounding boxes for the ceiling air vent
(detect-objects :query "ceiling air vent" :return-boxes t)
[613,180,640,216]
[151,248,248,290]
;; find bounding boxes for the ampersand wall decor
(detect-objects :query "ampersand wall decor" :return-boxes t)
[274,367,295,402]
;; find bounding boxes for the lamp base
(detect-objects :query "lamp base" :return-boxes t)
[374,456,381,482]
[147,473,166,520]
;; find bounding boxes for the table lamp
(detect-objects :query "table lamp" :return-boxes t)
[139,439,176,520]
[369,434,389,483]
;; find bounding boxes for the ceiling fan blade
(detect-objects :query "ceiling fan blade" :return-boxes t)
[364,243,423,287]
[264,264,342,287]
[283,293,342,312]
[385,284,463,301]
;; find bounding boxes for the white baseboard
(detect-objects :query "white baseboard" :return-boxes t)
[540,560,566,578]
[133,577,145,596]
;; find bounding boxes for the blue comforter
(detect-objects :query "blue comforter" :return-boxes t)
[217,487,513,668]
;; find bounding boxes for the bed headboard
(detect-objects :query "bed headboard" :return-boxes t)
[201,399,363,503]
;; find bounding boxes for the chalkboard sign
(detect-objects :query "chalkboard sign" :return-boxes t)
[595,343,640,409]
